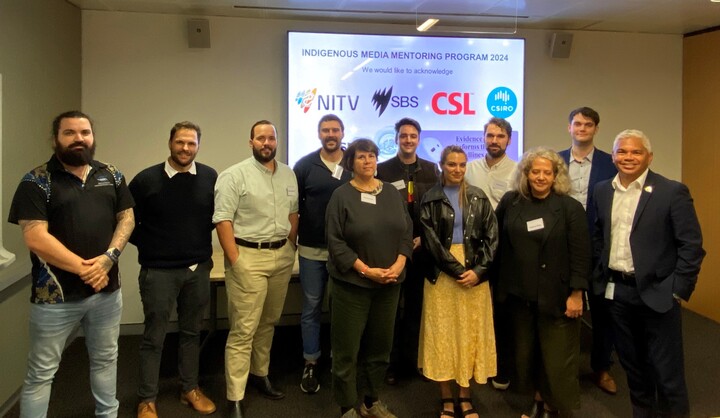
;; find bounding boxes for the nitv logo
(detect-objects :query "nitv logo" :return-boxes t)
[431,92,476,115]
[295,88,317,113]
[486,87,517,118]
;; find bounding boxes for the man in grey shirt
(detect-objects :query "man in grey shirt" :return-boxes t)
[213,120,299,418]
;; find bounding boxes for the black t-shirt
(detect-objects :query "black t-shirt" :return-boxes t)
[8,156,135,303]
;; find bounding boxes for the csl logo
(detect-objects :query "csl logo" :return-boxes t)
[431,92,476,115]
[371,86,419,117]
[486,87,517,118]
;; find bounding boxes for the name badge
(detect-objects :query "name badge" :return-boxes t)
[361,193,377,205]
[332,165,344,180]
[526,218,544,232]
[287,186,297,196]
[605,282,615,300]
[391,179,406,190]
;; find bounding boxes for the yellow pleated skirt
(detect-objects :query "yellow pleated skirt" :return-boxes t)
[418,244,497,387]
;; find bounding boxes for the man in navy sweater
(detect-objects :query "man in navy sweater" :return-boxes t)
[293,114,352,394]
[129,121,218,418]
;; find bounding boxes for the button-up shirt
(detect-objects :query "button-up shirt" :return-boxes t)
[213,157,298,242]
[568,148,593,209]
[608,168,649,273]
[465,154,517,210]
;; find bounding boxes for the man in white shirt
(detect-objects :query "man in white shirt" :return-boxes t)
[465,117,517,210]
[465,117,516,391]
[592,130,704,418]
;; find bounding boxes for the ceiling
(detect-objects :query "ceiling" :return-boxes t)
[67,0,720,35]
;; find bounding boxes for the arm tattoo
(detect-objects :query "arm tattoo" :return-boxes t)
[110,208,135,251]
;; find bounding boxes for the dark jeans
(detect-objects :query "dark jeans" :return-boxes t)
[608,281,689,418]
[137,259,212,400]
[330,279,401,408]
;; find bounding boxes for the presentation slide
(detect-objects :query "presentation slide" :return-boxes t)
[287,32,524,168]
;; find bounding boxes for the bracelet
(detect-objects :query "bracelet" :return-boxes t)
[360,265,369,277]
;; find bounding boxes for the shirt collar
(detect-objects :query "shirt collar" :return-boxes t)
[612,168,649,191]
[483,153,512,169]
[570,147,594,164]
[164,159,196,178]
[251,156,276,174]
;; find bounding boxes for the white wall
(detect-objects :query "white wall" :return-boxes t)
[81,10,682,325]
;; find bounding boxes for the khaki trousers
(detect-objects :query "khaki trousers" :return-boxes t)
[224,242,295,401]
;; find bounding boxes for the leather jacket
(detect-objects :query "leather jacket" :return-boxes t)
[419,183,498,284]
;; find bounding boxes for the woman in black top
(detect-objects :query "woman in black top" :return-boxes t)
[325,139,413,418]
[494,147,590,418]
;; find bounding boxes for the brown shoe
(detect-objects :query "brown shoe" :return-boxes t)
[137,401,158,418]
[181,388,217,415]
[594,371,618,395]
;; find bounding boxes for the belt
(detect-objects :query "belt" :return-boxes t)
[610,269,636,286]
[235,237,287,250]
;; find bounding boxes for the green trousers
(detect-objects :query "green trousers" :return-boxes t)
[330,278,401,408]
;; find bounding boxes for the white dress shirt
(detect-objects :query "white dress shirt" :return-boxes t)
[608,169,650,273]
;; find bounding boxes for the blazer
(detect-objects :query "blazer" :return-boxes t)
[592,170,705,313]
[494,191,591,318]
[559,147,617,235]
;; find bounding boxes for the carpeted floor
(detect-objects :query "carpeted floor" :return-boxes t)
[4,309,720,417]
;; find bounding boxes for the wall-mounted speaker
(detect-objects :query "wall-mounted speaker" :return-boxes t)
[550,32,573,59]
[188,19,210,48]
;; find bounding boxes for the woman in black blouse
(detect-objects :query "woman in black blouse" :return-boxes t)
[494,147,590,418]
[325,139,413,418]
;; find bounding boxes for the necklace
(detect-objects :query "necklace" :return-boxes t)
[351,179,383,195]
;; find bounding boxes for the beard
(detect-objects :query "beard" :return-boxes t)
[170,151,196,169]
[56,141,96,166]
[322,137,340,153]
[485,146,506,159]
[252,146,276,163]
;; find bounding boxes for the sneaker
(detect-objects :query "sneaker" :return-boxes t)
[300,362,320,393]
[360,400,397,418]
[491,376,510,391]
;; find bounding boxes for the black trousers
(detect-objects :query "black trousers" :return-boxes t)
[588,291,615,372]
[608,281,689,418]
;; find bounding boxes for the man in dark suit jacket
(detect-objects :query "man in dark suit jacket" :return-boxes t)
[558,107,619,395]
[592,130,705,418]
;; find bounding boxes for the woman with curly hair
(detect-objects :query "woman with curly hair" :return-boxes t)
[493,147,590,418]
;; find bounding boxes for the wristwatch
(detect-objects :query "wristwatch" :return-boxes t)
[104,248,121,264]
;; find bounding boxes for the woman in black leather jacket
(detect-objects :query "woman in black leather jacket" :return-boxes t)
[418,145,498,418]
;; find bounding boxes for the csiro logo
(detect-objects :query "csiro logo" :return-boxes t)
[295,88,317,113]
[486,87,517,118]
